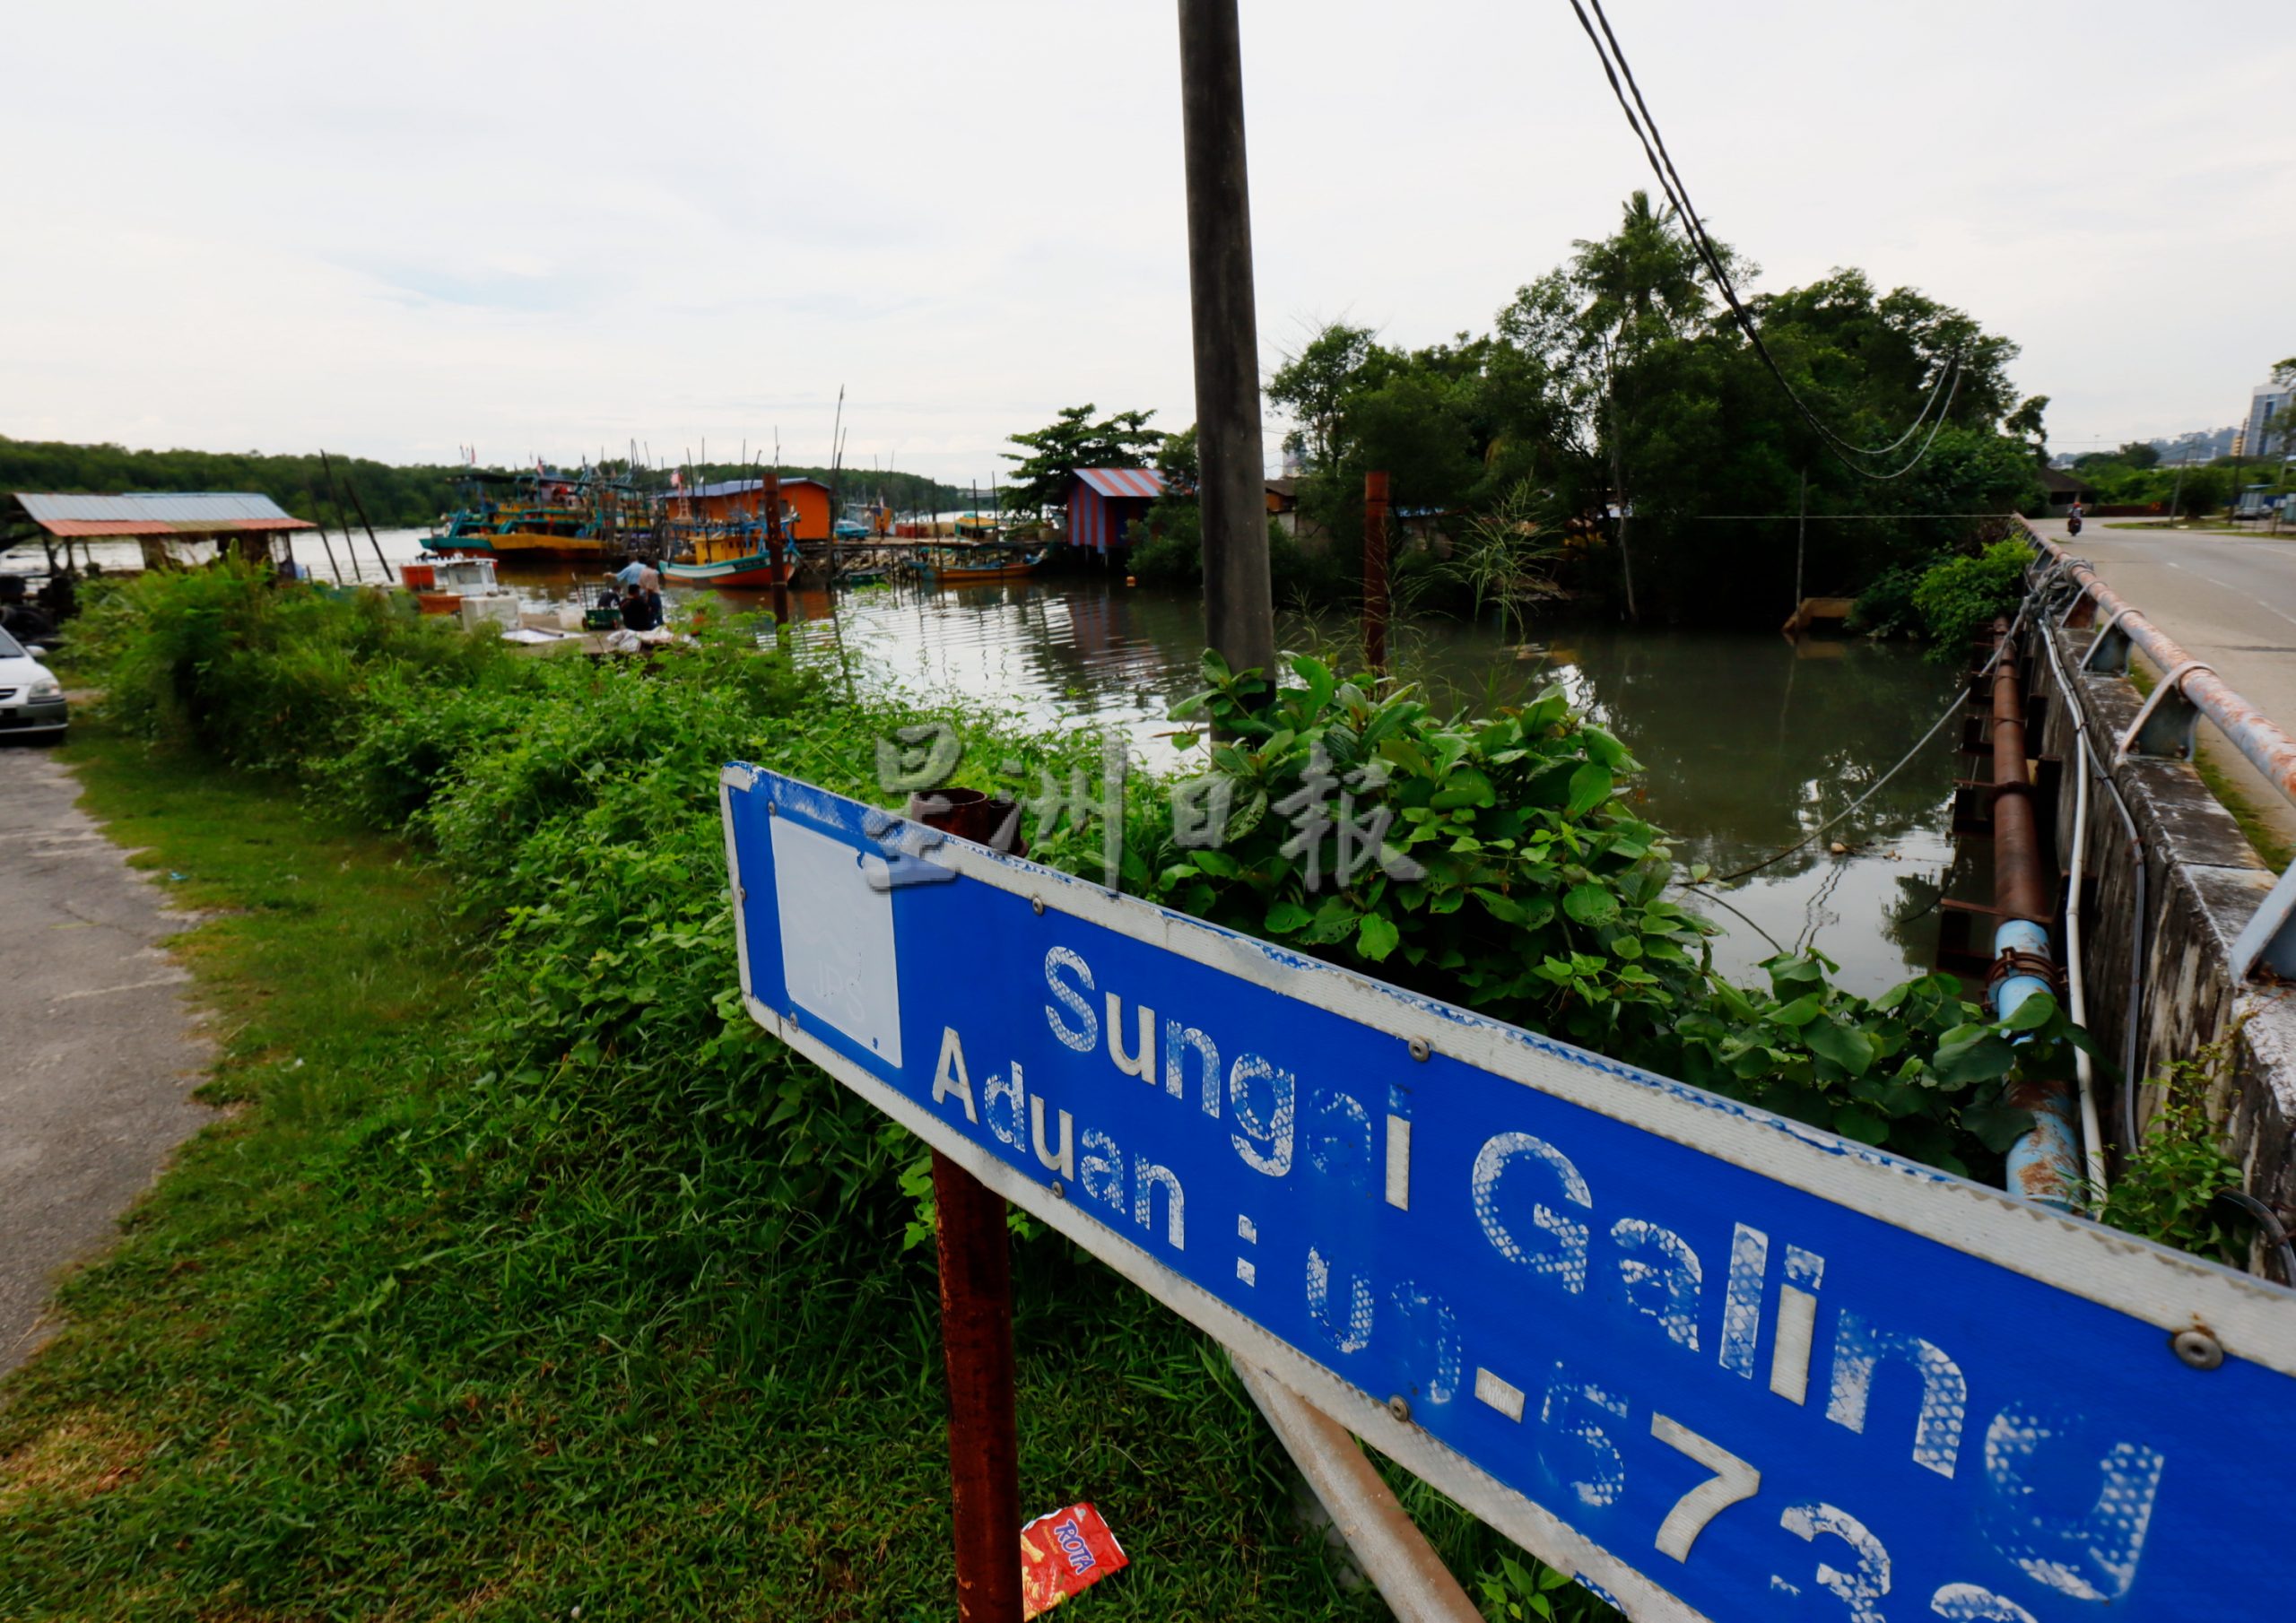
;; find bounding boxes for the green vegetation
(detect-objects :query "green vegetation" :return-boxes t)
[3,580,1416,1619]
[998,404,1166,519]
[0,436,464,529]
[2099,1038,2255,1268]
[1905,538,2031,656]
[1153,650,2088,1177]
[2191,748,2296,873]
[2125,658,2296,873]
[5,567,1636,1619]
[1251,193,2043,626]
[4,568,2099,1615]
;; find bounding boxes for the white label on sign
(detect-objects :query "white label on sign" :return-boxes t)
[770,813,902,1066]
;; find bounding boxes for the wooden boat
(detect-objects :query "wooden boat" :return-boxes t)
[663,516,795,589]
[421,469,653,561]
[913,546,1048,585]
[663,549,791,589]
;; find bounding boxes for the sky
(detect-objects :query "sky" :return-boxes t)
[4,1,2290,484]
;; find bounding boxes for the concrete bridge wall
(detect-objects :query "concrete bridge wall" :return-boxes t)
[2021,590,2296,1273]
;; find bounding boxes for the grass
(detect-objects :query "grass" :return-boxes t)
[2124,658,2295,872]
[2193,750,2296,872]
[0,724,1524,1621]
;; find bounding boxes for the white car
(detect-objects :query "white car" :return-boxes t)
[0,625,67,739]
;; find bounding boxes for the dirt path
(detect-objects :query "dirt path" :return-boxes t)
[0,743,210,1376]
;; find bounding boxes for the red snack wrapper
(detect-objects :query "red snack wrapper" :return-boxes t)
[1019,1501,1127,1619]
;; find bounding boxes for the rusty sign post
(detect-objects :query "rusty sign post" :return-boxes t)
[908,794,1025,1623]
[933,1149,1023,1622]
[1362,468,1391,673]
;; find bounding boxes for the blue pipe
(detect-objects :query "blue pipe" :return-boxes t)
[1994,919,2083,1211]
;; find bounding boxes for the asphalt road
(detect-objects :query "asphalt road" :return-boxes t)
[0,742,208,1376]
[2038,516,2296,852]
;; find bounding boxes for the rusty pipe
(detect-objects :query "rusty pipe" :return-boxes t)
[1988,619,2052,925]
[1985,615,2085,1210]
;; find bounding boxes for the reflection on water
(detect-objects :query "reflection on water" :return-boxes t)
[737,569,1958,998]
[11,529,1957,995]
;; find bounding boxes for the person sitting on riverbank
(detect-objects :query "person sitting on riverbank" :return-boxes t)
[619,584,661,633]
[2,597,59,647]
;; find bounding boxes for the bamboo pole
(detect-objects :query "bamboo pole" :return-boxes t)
[308,484,344,584]
[326,450,392,578]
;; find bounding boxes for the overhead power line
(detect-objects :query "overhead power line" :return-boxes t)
[1565,0,1963,481]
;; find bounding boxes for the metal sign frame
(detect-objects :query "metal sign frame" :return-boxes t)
[721,762,2296,1622]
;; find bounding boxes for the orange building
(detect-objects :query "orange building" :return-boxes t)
[665,476,833,541]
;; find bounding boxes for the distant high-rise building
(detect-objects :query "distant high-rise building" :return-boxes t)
[2150,427,2236,463]
[2249,382,2294,456]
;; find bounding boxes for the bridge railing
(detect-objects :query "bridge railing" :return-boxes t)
[2018,516,2296,980]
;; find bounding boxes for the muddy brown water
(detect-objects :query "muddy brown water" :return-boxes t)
[11,528,1960,995]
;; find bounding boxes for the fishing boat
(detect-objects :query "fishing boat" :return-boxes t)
[663,527,796,589]
[911,544,1048,585]
[662,474,798,590]
[399,554,522,629]
[421,469,653,561]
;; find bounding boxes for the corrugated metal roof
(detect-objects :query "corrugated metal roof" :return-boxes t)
[12,492,314,535]
[1073,467,1164,499]
[38,516,312,537]
[683,477,830,499]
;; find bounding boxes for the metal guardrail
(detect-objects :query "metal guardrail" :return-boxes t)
[2020,518,2296,979]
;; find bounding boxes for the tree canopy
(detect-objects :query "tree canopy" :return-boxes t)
[999,405,1164,517]
[1262,194,2044,623]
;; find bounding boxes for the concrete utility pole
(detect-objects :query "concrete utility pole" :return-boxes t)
[1177,0,1275,681]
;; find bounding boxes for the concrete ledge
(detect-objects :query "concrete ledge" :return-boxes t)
[2034,616,2296,1259]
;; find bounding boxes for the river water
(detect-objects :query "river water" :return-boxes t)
[9,526,1961,994]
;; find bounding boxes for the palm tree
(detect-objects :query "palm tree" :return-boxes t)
[1567,191,1715,621]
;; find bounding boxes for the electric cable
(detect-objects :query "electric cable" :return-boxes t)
[1564,0,1964,480]
[1571,0,1961,469]
[2213,1189,2296,1287]
[1710,602,2027,884]
[1680,882,1786,954]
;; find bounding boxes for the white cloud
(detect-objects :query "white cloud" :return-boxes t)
[2,0,2288,479]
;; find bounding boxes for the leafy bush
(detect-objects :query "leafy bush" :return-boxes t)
[1126,526,1200,585]
[2099,1040,2253,1266]
[1126,508,1344,606]
[1910,538,2030,655]
[74,561,518,771]
[1847,560,1930,638]
[1135,649,2088,1175]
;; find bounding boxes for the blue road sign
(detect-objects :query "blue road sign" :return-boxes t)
[722,763,2296,1622]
